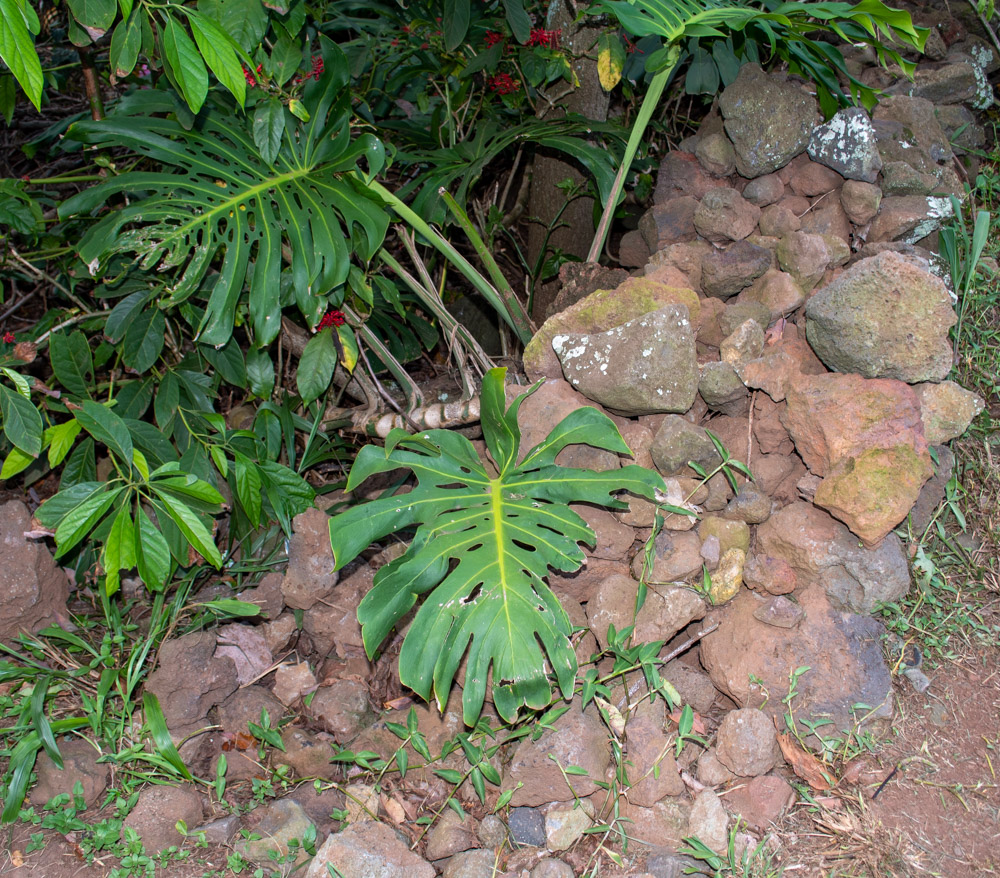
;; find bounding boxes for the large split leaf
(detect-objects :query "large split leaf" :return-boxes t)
[59,37,388,348]
[329,368,665,725]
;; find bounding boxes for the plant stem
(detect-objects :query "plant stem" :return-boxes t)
[367,179,535,345]
[586,50,679,264]
[77,46,105,121]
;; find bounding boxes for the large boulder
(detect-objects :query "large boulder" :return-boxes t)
[551,306,698,416]
[805,251,956,382]
[0,500,70,642]
[719,64,818,178]
[756,502,910,613]
[700,586,894,741]
[524,277,699,381]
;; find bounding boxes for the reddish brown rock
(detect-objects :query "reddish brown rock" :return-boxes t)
[721,775,796,832]
[640,196,699,250]
[625,715,685,805]
[548,558,629,604]
[737,269,805,320]
[788,159,845,197]
[799,200,852,244]
[646,240,712,292]
[743,554,798,595]
[755,502,910,612]
[700,585,894,741]
[701,240,773,299]
[715,708,780,777]
[654,150,724,202]
[757,204,802,238]
[742,174,785,206]
[752,395,794,454]
[503,705,611,805]
[618,229,651,268]
[776,231,831,292]
[781,373,928,476]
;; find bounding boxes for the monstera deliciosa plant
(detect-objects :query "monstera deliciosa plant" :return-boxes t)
[329,368,665,725]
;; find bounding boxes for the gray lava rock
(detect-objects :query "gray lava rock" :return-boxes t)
[442,849,500,878]
[807,106,882,182]
[715,709,779,778]
[552,306,698,416]
[425,809,479,860]
[720,64,818,178]
[650,416,721,475]
[509,807,546,847]
[805,251,956,383]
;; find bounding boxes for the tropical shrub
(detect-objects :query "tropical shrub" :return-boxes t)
[328,367,666,724]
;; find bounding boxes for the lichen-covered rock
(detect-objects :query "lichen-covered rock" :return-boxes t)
[807,106,882,182]
[880,161,941,197]
[720,64,818,178]
[720,319,765,367]
[890,60,993,110]
[914,380,985,444]
[869,194,956,243]
[813,443,934,545]
[552,305,698,416]
[693,188,761,243]
[709,548,745,604]
[804,251,956,382]
[720,300,772,338]
[524,277,700,381]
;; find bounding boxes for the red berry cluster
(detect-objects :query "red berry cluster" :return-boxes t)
[2,332,14,344]
[527,28,560,49]
[488,73,519,94]
[243,64,263,87]
[317,310,346,330]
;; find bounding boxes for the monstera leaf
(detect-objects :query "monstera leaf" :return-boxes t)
[329,368,665,725]
[59,38,388,348]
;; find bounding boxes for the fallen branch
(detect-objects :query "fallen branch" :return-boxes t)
[323,396,482,438]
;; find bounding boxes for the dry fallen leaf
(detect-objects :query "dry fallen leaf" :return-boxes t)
[776,731,835,790]
[10,850,23,867]
[384,695,414,710]
[594,696,626,737]
[381,792,406,825]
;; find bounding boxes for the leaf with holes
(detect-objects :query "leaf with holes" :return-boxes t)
[329,368,665,724]
[59,37,388,348]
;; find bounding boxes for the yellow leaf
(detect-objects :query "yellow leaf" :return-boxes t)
[597,35,625,92]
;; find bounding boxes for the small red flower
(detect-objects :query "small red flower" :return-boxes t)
[2,332,14,344]
[488,73,519,95]
[484,30,504,48]
[391,38,400,47]
[311,56,324,79]
[527,28,560,49]
[317,310,346,330]
[420,42,429,49]
[243,64,263,87]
